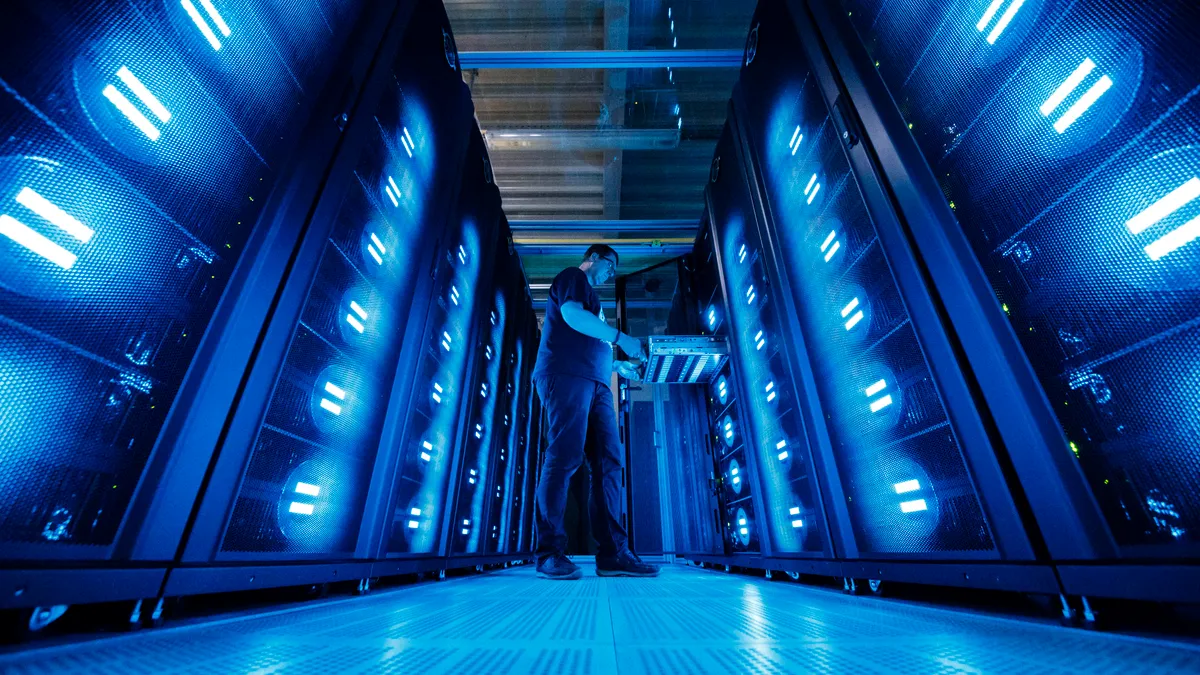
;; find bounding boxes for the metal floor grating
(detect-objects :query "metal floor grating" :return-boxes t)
[3,562,1200,674]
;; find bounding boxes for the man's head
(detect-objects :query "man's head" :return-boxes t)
[579,243,619,285]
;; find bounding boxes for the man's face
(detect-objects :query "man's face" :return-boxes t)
[594,254,617,284]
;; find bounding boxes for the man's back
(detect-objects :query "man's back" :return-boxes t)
[532,266,611,385]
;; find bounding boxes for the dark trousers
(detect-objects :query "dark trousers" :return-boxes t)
[535,373,629,560]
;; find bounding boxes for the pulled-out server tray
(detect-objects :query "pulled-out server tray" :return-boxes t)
[640,335,729,384]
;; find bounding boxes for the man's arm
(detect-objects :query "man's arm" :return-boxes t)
[560,301,646,360]
[559,301,618,341]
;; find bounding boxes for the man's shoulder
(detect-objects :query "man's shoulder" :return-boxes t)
[553,266,588,284]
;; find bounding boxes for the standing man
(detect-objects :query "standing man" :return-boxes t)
[532,244,660,580]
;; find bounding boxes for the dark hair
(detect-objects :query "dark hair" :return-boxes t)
[584,243,619,266]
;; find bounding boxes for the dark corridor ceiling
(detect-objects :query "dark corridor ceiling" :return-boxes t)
[443,0,755,307]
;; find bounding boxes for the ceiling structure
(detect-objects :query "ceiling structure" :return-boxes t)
[444,0,755,311]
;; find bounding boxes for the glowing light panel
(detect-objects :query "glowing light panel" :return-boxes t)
[181,0,225,50]
[976,0,1027,45]
[841,297,864,330]
[1,188,94,270]
[789,125,803,155]
[820,229,840,262]
[865,378,893,413]
[102,67,171,142]
[804,173,821,204]
[1125,176,1200,261]
[319,380,346,415]
[1039,58,1112,134]
[287,480,320,517]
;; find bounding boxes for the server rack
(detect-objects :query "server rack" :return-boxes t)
[168,0,480,596]
[618,255,724,557]
[502,273,537,555]
[706,119,840,562]
[0,0,390,611]
[516,341,542,555]
[686,0,1058,594]
[485,244,535,556]
[447,218,515,560]
[376,121,500,568]
[685,214,770,556]
[813,0,1200,601]
[684,0,1198,603]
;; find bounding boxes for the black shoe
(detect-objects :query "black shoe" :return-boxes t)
[537,554,582,580]
[596,550,660,577]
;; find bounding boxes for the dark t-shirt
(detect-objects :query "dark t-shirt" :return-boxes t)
[532,267,612,385]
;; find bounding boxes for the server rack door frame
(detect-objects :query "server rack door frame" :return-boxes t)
[485,250,527,555]
[174,1,472,576]
[362,120,489,562]
[0,0,401,609]
[733,0,1039,564]
[805,0,1200,598]
[361,11,480,565]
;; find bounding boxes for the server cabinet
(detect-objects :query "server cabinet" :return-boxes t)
[684,218,763,555]
[0,0,383,608]
[381,119,500,560]
[485,254,534,555]
[169,0,475,594]
[496,273,535,552]
[819,0,1200,599]
[511,324,540,552]
[617,258,681,555]
[616,257,724,556]
[730,0,1048,583]
[706,121,834,560]
[447,219,513,557]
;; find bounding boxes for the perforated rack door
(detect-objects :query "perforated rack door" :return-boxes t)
[838,0,1200,557]
[733,0,1006,558]
[0,0,370,557]
[705,124,830,558]
[387,129,499,557]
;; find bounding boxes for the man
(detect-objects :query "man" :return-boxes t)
[532,244,660,580]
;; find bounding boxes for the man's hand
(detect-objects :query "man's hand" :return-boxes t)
[615,332,646,362]
[614,361,641,380]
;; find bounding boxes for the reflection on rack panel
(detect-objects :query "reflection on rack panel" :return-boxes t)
[220,79,429,556]
[841,0,1200,552]
[0,0,364,551]
[691,224,759,553]
[735,2,994,555]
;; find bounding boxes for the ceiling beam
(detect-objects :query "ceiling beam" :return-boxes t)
[515,242,691,257]
[509,219,695,233]
[484,128,679,151]
[459,49,743,69]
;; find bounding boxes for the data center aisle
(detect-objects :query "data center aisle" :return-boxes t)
[4,562,1200,674]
